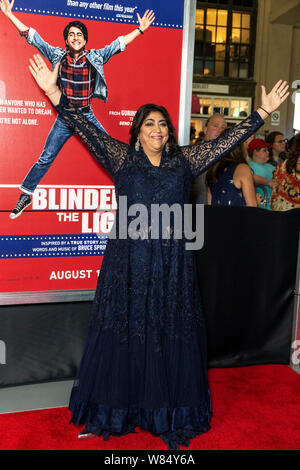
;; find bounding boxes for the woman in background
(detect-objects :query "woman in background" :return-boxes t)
[206,145,258,207]
[266,131,287,168]
[271,133,300,210]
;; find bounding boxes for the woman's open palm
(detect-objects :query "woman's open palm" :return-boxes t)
[261,80,289,114]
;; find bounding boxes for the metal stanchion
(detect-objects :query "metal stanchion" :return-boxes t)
[290,234,300,374]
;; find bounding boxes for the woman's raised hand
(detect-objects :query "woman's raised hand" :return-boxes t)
[28,54,61,105]
[29,54,58,92]
[261,80,290,114]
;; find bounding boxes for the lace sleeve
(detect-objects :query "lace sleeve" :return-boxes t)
[181,111,264,178]
[55,97,129,177]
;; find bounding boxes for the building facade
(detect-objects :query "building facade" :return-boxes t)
[191,0,300,140]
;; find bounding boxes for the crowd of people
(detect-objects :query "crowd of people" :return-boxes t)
[191,120,300,211]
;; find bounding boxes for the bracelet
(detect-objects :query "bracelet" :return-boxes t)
[259,106,271,116]
[45,87,59,97]
[137,27,144,35]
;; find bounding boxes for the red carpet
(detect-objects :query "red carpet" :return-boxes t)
[1,365,300,450]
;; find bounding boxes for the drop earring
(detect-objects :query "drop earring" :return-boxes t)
[165,142,170,153]
[135,137,140,152]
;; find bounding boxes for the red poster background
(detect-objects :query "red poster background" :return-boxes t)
[0,12,183,295]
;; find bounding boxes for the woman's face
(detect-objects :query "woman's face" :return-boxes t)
[272,134,286,154]
[138,111,169,155]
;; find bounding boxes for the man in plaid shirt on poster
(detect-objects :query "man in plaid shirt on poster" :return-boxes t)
[0,0,155,219]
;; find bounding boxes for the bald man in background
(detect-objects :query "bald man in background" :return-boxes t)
[190,114,227,204]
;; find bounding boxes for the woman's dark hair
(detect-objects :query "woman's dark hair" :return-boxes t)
[129,104,178,153]
[265,131,284,145]
[63,21,88,43]
[286,133,300,174]
[206,145,246,188]
[265,131,286,161]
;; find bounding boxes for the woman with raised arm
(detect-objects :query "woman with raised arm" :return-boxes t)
[29,54,289,450]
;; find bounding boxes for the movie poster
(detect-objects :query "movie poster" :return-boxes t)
[0,0,185,302]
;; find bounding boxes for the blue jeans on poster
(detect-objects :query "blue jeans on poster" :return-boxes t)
[20,109,106,195]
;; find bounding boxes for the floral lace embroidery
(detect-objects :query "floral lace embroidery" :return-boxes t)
[56,99,264,348]
[180,112,264,177]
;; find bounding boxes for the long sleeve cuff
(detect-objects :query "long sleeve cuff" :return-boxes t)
[251,110,265,127]
[20,27,36,44]
[19,29,29,38]
[53,93,69,112]
[117,35,126,52]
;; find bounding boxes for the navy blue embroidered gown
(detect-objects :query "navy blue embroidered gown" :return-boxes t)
[55,99,263,449]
